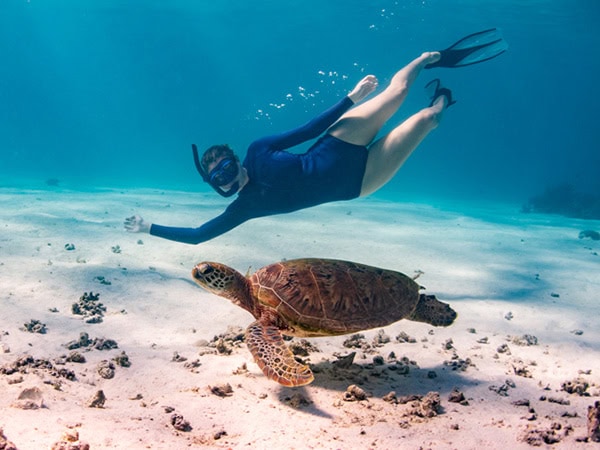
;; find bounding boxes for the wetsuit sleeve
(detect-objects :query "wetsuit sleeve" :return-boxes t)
[148,206,249,245]
[254,96,354,151]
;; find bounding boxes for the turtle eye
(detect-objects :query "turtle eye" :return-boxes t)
[199,264,214,275]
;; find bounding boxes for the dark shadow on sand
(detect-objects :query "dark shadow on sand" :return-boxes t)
[274,359,482,417]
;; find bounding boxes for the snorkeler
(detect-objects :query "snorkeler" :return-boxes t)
[125,29,507,245]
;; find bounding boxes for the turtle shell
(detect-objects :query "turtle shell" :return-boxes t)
[249,258,420,337]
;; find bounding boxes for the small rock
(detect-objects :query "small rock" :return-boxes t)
[94,275,112,286]
[172,351,188,362]
[520,424,562,446]
[288,339,320,356]
[93,338,118,351]
[210,383,233,397]
[395,331,416,343]
[113,351,131,367]
[588,401,600,442]
[22,319,47,334]
[512,362,533,378]
[406,391,441,418]
[343,334,367,349]
[72,292,106,323]
[97,360,115,379]
[61,430,79,443]
[88,390,106,408]
[372,355,385,366]
[512,399,531,407]
[372,329,390,346]
[332,352,356,369]
[545,396,570,405]
[443,357,474,372]
[232,363,248,375]
[394,362,410,375]
[343,384,368,402]
[442,338,454,350]
[448,388,468,405]
[511,334,538,346]
[579,230,600,240]
[489,380,515,397]
[12,386,44,409]
[0,428,18,450]
[66,352,86,363]
[562,378,589,396]
[183,359,201,372]
[382,391,397,403]
[170,413,192,432]
[214,430,227,440]
[51,439,91,450]
[497,343,511,354]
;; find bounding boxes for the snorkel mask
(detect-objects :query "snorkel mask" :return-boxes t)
[192,144,240,197]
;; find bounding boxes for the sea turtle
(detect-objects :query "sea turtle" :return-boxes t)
[192,258,457,387]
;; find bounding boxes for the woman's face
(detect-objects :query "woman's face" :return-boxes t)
[207,156,239,187]
[208,156,247,194]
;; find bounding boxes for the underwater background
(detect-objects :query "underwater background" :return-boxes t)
[1,0,598,209]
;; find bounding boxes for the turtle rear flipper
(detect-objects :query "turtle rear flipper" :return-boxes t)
[409,294,457,327]
[245,321,314,387]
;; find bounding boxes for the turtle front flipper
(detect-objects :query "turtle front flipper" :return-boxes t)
[245,321,314,387]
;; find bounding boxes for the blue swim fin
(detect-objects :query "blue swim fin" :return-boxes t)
[425,78,456,107]
[425,28,508,69]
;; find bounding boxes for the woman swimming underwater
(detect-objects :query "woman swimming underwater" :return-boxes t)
[125,29,507,245]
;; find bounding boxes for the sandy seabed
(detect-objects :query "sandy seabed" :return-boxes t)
[0,187,599,449]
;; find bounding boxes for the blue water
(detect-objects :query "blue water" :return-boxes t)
[1,0,599,206]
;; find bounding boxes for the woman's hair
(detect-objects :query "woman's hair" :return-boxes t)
[201,144,236,172]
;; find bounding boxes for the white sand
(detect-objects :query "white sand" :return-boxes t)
[1,187,599,449]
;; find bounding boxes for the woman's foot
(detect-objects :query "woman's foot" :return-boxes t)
[422,51,441,67]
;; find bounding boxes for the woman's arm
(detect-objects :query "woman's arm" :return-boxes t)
[254,75,378,151]
[124,208,248,245]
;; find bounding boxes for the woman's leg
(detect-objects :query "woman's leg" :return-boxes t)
[359,94,447,196]
[327,52,440,146]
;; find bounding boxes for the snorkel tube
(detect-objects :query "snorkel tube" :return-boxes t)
[192,144,239,198]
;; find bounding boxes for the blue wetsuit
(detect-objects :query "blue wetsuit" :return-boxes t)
[150,96,368,245]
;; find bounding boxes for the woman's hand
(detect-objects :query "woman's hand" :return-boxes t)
[124,215,150,234]
[348,75,378,104]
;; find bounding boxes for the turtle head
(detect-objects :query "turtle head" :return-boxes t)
[409,294,457,327]
[192,262,252,311]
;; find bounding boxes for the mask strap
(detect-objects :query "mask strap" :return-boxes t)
[192,144,209,182]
